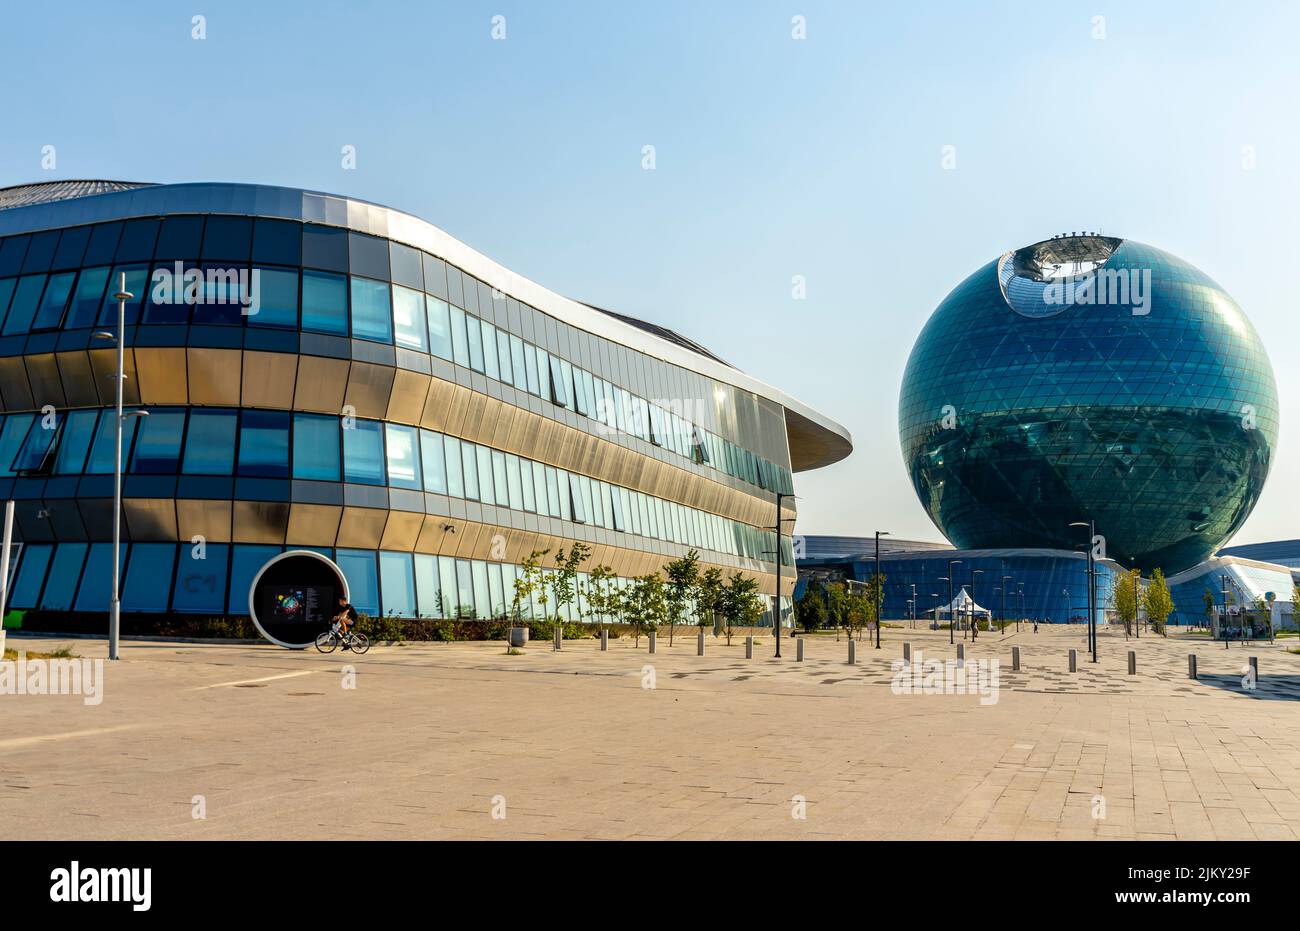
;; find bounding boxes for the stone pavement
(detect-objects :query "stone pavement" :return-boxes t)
[2,624,1297,840]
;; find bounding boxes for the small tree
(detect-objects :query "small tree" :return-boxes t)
[583,564,617,636]
[1113,568,1140,636]
[795,578,829,633]
[663,550,700,646]
[511,548,550,624]
[1144,568,1173,636]
[862,573,885,638]
[695,566,724,633]
[622,574,666,648]
[720,572,761,646]
[550,542,592,627]
[825,581,851,641]
[1202,588,1217,632]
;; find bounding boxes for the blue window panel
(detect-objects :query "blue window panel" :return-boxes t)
[443,435,464,497]
[228,544,282,614]
[31,271,75,330]
[343,419,385,485]
[491,450,509,507]
[249,266,298,329]
[84,411,139,474]
[454,559,475,618]
[389,241,423,290]
[114,218,160,262]
[519,457,536,512]
[471,560,491,618]
[123,544,176,612]
[301,224,348,272]
[460,441,479,500]
[201,216,252,263]
[496,329,513,384]
[414,553,440,619]
[52,226,91,269]
[488,563,505,621]
[437,557,457,619]
[480,319,499,380]
[172,543,230,613]
[336,549,378,616]
[237,410,290,478]
[350,276,392,343]
[182,409,237,475]
[10,544,54,608]
[142,264,191,324]
[0,279,15,326]
[422,253,447,298]
[292,413,341,481]
[420,430,447,494]
[73,543,125,612]
[384,424,421,490]
[536,347,551,401]
[379,551,416,617]
[301,269,348,335]
[392,284,427,351]
[509,335,528,391]
[476,446,495,504]
[465,313,485,372]
[40,543,89,611]
[11,417,59,474]
[96,265,149,326]
[251,219,302,267]
[348,232,390,280]
[426,296,452,360]
[130,409,186,474]
[53,409,100,474]
[190,264,250,326]
[2,275,48,335]
[64,266,110,329]
[449,305,470,366]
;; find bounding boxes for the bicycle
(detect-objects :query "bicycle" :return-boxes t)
[315,623,370,655]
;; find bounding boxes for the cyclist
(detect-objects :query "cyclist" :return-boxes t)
[333,597,359,649]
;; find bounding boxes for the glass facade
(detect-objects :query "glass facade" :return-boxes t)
[0,181,851,627]
[797,548,1120,626]
[899,236,1279,575]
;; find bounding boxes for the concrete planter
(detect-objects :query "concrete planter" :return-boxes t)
[508,627,529,648]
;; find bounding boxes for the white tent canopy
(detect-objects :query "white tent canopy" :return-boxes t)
[931,587,992,618]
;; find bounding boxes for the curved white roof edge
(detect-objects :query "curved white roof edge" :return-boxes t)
[0,181,853,470]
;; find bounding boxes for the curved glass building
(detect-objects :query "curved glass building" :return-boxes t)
[0,180,851,628]
[899,234,1279,575]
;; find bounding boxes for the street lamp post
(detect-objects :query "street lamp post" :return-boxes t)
[97,273,148,662]
[1070,520,1098,663]
[1017,583,1024,631]
[945,560,961,644]
[771,492,798,659]
[969,568,983,639]
[873,530,889,649]
[910,583,917,629]
[1001,573,1012,635]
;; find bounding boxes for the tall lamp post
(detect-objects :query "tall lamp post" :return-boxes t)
[1070,520,1098,663]
[969,568,983,639]
[95,274,148,662]
[909,583,917,629]
[1001,573,1013,635]
[930,593,940,628]
[944,559,961,644]
[769,492,800,658]
[873,530,889,648]
[1017,583,1024,631]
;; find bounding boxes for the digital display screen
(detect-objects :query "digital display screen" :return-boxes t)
[268,586,330,625]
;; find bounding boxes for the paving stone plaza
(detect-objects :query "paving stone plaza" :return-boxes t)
[4,624,1297,840]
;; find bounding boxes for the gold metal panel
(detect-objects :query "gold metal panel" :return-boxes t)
[414,515,445,554]
[0,356,34,411]
[24,354,65,409]
[176,499,232,543]
[241,350,299,409]
[56,351,99,407]
[186,348,242,406]
[133,347,189,405]
[123,498,178,541]
[293,355,349,414]
[385,369,430,426]
[286,503,342,546]
[88,347,140,406]
[378,510,423,551]
[419,378,455,431]
[343,361,395,420]
[335,506,386,549]
[231,500,289,544]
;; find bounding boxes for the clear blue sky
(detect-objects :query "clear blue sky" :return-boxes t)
[2,1,1296,546]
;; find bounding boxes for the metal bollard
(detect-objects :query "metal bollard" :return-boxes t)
[848,639,856,665]
[697,629,705,656]
[1188,653,1197,679]
[1069,649,1077,672]
[1012,646,1020,672]
[1128,650,1136,675]
[600,629,608,652]
[554,625,562,651]
[648,631,656,654]
[796,637,805,662]
[903,642,911,662]
[745,635,753,659]
[1249,655,1258,679]
[956,643,964,667]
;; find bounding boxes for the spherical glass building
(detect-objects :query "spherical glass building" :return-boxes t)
[899,234,1279,575]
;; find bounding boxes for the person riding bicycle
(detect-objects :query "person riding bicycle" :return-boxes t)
[333,597,359,647]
